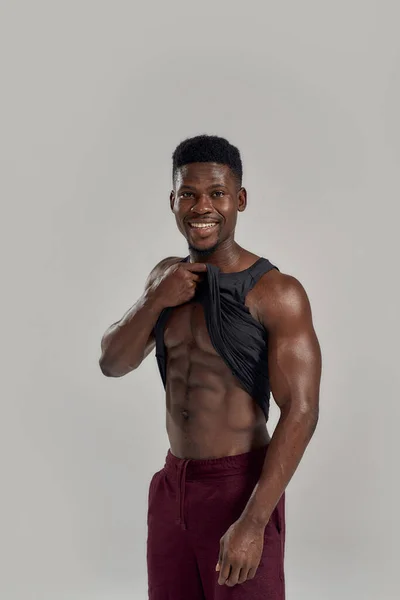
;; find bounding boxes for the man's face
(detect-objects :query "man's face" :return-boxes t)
[170,162,246,254]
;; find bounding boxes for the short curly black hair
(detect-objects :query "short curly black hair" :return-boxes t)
[172,134,243,186]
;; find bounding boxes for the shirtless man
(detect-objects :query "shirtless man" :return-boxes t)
[99,134,322,599]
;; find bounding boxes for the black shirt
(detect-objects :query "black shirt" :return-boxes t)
[153,255,279,421]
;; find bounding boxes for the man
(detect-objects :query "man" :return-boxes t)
[99,134,322,599]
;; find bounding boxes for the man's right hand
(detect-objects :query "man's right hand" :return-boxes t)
[149,262,208,309]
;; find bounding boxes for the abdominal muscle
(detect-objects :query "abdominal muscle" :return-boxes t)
[164,305,271,460]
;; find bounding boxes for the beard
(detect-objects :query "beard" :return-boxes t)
[188,239,220,258]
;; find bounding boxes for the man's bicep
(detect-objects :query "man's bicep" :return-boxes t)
[262,275,322,413]
[268,323,321,413]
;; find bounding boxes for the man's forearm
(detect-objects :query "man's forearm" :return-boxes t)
[241,404,319,527]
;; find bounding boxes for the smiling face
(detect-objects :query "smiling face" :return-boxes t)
[170,162,247,255]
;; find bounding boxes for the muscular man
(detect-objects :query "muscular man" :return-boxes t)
[99,135,322,599]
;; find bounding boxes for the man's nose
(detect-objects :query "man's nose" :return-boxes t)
[191,194,213,213]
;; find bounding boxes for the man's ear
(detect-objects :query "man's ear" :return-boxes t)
[170,190,175,211]
[237,187,247,212]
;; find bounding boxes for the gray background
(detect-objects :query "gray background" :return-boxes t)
[1,1,399,598]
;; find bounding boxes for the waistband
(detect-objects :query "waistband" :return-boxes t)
[164,444,269,481]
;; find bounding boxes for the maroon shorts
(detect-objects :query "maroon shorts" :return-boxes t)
[147,444,286,599]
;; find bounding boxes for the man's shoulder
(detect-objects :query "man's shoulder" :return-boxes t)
[258,265,303,296]
[250,265,311,330]
[154,255,185,270]
[144,256,185,289]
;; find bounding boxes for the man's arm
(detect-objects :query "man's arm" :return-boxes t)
[99,256,181,377]
[242,272,322,526]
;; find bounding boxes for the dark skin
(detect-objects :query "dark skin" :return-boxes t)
[99,162,322,587]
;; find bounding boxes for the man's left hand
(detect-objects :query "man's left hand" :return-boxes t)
[216,517,265,586]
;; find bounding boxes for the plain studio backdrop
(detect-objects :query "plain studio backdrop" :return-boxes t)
[1,1,399,599]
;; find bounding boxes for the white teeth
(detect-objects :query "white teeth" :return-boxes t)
[190,223,217,229]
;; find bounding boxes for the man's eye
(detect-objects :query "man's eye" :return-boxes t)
[213,191,224,197]
[182,192,194,198]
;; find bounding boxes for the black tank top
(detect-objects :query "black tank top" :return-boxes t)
[153,255,279,421]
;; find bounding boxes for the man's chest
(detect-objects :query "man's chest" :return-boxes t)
[163,301,217,356]
[163,288,264,353]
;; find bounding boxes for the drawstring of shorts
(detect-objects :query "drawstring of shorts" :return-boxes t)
[176,459,190,530]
